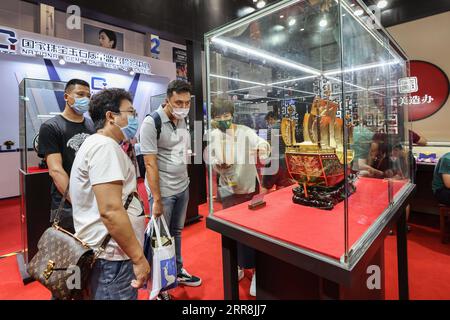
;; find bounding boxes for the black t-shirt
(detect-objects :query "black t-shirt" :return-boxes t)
[38,115,95,208]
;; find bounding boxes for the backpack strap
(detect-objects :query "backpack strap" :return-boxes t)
[145,111,162,140]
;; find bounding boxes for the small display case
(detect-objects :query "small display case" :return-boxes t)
[19,78,66,172]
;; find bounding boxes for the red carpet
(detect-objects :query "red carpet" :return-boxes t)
[0,198,22,257]
[1,181,450,299]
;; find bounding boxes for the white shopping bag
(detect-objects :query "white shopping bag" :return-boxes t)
[146,216,177,300]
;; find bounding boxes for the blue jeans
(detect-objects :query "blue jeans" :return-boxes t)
[149,187,189,275]
[88,259,137,300]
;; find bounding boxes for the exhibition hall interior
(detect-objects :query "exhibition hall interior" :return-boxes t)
[0,0,449,301]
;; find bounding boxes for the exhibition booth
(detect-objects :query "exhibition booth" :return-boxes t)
[0,0,449,302]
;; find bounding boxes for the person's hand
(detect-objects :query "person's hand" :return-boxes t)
[131,256,150,289]
[152,200,164,218]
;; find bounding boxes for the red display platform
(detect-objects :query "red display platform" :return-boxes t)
[214,177,408,260]
[27,167,48,174]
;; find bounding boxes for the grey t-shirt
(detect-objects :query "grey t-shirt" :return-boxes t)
[140,106,191,197]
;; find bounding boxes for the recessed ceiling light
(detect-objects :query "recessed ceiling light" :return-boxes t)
[300,28,305,31]
[256,0,266,9]
[58,58,66,65]
[280,15,284,19]
[288,18,296,26]
[355,9,364,16]
[351,3,355,7]
[319,18,328,27]
[377,0,388,9]
[253,0,258,2]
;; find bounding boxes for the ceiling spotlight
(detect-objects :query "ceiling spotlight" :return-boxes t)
[253,0,258,2]
[351,3,355,6]
[377,0,388,9]
[300,28,305,31]
[58,57,66,65]
[319,18,328,27]
[355,9,364,16]
[129,69,135,76]
[256,0,266,9]
[280,15,284,19]
[288,18,296,26]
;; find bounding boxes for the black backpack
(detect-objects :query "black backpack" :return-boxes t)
[146,111,163,140]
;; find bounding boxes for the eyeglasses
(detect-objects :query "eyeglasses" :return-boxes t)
[116,109,138,117]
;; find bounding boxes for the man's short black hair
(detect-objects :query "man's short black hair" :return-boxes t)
[89,88,133,131]
[167,80,192,98]
[265,111,276,121]
[211,98,235,118]
[99,29,117,49]
[65,79,89,93]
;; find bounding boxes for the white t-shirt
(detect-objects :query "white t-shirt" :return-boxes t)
[208,125,270,195]
[70,134,145,261]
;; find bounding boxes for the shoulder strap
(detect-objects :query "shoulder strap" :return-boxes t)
[146,111,162,140]
[96,192,136,255]
[52,187,70,226]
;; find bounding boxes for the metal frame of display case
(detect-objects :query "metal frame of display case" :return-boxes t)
[204,0,415,300]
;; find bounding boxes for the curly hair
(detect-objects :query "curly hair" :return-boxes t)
[89,88,133,131]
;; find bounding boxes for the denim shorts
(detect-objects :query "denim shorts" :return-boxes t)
[88,259,137,300]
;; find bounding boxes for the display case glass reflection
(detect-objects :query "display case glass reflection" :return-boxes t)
[205,0,413,264]
[19,79,66,173]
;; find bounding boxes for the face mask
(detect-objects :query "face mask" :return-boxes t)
[68,96,90,115]
[116,115,139,141]
[171,105,190,120]
[217,119,232,132]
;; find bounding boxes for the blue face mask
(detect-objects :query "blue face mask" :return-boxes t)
[119,115,139,141]
[69,96,90,115]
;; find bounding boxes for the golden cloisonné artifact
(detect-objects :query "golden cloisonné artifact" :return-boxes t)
[281,96,356,210]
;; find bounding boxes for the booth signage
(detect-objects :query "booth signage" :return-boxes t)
[0,25,151,75]
[405,60,449,121]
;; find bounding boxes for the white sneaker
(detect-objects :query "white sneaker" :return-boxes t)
[250,271,256,297]
[238,267,244,282]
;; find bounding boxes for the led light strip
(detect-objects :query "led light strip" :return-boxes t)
[210,74,266,86]
[268,75,317,86]
[271,85,316,95]
[327,76,385,97]
[324,60,399,76]
[211,38,322,76]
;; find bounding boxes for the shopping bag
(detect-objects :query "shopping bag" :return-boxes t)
[144,216,177,300]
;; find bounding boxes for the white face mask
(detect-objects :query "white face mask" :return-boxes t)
[169,103,190,119]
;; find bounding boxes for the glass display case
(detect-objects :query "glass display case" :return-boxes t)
[205,0,415,271]
[19,78,66,172]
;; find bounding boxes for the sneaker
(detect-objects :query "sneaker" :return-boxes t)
[156,291,172,300]
[238,267,244,282]
[250,271,256,297]
[177,268,202,287]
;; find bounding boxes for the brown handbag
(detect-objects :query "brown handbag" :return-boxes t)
[27,189,135,300]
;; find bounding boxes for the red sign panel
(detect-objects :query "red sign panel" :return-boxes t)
[407,60,449,121]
